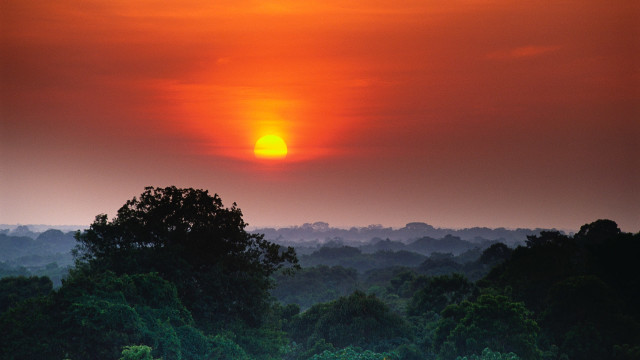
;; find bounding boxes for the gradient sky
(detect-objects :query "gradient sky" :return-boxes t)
[1,0,639,232]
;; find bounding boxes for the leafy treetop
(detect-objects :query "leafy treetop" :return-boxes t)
[74,186,299,328]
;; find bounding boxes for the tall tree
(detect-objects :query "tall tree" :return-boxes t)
[74,186,298,328]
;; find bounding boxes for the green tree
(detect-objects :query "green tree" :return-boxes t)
[209,334,251,360]
[481,232,578,313]
[288,291,411,356]
[456,348,521,360]
[480,220,640,358]
[479,243,513,266]
[0,296,59,359]
[308,346,399,360]
[524,231,570,248]
[407,273,476,316]
[120,345,156,360]
[541,275,636,360]
[74,186,298,329]
[0,270,212,360]
[574,219,621,245]
[56,271,202,360]
[0,275,52,313]
[435,294,540,360]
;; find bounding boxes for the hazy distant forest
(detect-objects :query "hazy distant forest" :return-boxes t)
[1,187,638,360]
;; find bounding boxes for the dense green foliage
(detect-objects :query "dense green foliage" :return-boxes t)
[456,348,521,360]
[74,186,298,329]
[407,273,476,316]
[0,275,52,313]
[308,346,400,360]
[288,291,410,356]
[434,294,540,360]
[120,345,157,360]
[0,271,211,360]
[0,188,638,360]
[482,220,640,359]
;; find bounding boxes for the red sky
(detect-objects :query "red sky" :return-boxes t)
[1,0,639,231]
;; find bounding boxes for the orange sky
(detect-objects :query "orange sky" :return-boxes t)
[1,0,639,231]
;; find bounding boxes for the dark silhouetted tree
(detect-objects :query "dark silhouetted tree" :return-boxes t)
[74,186,298,329]
[479,243,513,265]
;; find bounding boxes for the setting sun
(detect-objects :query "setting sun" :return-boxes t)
[254,135,288,160]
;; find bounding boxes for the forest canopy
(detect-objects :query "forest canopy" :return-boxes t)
[1,187,639,360]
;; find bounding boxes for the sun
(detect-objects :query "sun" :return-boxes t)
[254,135,288,160]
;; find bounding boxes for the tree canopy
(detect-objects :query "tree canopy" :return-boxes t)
[1,204,638,360]
[434,294,540,360]
[74,186,298,328]
[288,290,411,357]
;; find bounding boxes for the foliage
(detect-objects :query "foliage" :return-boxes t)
[120,345,156,360]
[0,275,52,313]
[308,346,400,360]
[289,291,411,356]
[416,253,464,277]
[387,270,425,299]
[478,243,513,266]
[407,273,476,316]
[364,269,426,314]
[2,202,639,360]
[230,322,291,360]
[481,220,640,359]
[209,334,251,360]
[0,295,60,359]
[456,347,521,360]
[541,275,638,360]
[613,344,640,360]
[74,186,298,328]
[0,270,211,360]
[482,233,579,313]
[434,294,541,360]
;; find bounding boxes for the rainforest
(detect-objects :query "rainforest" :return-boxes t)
[1,186,638,360]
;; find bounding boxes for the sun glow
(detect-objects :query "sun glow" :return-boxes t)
[254,135,288,160]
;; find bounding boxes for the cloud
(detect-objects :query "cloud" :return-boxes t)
[486,45,561,60]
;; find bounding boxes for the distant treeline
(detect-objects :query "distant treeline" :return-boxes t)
[0,229,76,286]
[254,221,560,248]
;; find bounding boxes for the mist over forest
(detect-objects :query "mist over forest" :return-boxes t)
[0,221,555,286]
[1,187,638,360]
[253,222,556,248]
